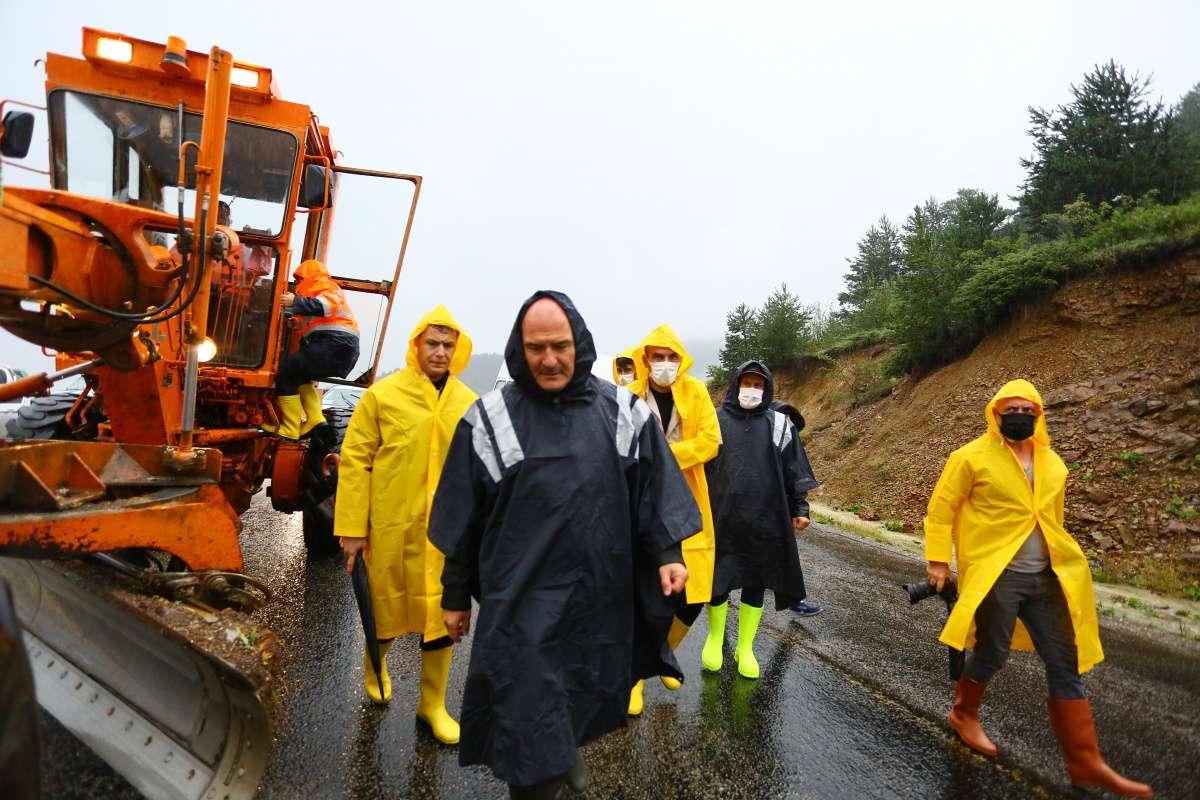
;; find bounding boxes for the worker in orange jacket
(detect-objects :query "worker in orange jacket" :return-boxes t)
[265,259,359,439]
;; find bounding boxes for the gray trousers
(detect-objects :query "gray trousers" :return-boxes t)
[963,568,1086,700]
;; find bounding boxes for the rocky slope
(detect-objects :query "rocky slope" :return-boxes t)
[781,249,1200,595]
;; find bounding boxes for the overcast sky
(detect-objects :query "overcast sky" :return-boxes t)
[2,0,1197,371]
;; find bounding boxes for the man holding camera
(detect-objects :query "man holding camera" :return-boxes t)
[923,379,1150,798]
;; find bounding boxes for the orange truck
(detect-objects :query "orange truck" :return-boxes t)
[0,29,420,798]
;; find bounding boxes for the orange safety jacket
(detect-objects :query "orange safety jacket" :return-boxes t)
[292,259,359,339]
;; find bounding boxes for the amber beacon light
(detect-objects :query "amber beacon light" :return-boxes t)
[161,35,189,76]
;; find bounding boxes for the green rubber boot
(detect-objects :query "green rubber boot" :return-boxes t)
[701,601,728,672]
[735,602,764,679]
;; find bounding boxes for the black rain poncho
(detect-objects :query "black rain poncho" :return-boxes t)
[706,361,815,609]
[428,290,700,787]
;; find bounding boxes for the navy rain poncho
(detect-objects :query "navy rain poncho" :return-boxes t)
[428,290,700,787]
[706,361,815,609]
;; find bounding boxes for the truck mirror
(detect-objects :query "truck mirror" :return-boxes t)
[1,111,34,159]
[300,164,330,209]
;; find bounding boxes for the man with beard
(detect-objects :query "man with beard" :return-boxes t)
[429,291,698,799]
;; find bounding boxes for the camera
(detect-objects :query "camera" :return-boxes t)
[901,578,957,605]
[901,576,964,681]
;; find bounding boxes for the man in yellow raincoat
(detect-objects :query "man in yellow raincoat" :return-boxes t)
[612,348,639,386]
[626,324,719,716]
[924,379,1151,798]
[334,306,477,745]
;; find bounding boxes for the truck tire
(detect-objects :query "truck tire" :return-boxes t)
[4,394,80,440]
[299,406,354,556]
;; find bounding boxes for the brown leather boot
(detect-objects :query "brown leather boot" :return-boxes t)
[947,677,998,756]
[1047,698,1153,798]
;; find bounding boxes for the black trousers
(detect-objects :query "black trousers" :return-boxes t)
[275,331,359,395]
[964,568,1085,700]
[675,587,766,626]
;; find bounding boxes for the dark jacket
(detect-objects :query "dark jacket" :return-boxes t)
[429,290,700,786]
[705,361,812,608]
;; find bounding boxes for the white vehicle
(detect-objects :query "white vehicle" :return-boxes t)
[493,354,615,391]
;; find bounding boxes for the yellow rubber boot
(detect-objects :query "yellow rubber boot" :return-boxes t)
[627,680,644,716]
[734,603,764,679]
[416,646,460,744]
[660,617,691,690]
[363,639,392,704]
[701,601,728,672]
[263,394,302,439]
[297,383,327,437]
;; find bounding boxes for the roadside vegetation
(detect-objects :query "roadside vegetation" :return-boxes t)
[708,63,1200,388]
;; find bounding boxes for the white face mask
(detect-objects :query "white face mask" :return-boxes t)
[738,387,764,409]
[616,373,635,386]
[649,361,679,387]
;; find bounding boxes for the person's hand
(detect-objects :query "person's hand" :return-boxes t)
[339,536,367,575]
[793,516,811,532]
[279,291,295,308]
[927,561,953,593]
[444,609,471,642]
[658,563,688,596]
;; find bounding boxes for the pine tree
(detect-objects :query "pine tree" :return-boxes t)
[708,303,760,386]
[756,284,811,369]
[1017,61,1183,232]
[838,215,904,312]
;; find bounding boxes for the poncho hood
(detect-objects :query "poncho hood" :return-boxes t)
[503,290,597,403]
[722,359,774,415]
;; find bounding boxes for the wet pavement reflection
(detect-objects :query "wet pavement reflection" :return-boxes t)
[38,495,1200,798]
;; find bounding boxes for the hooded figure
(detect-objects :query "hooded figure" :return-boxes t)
[923,379,1151,798]
[266,259,360,439]
[429,291,698,795]
[625,324,720,713]
[699,361,811,678]
[334,306,476,743]
[612,347,641,387]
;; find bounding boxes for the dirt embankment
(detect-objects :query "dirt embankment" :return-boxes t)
[782,250,1200,594]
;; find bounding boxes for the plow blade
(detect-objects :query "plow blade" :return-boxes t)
[0,557,275,800]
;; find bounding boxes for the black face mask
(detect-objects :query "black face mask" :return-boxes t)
[999,413,1036,441]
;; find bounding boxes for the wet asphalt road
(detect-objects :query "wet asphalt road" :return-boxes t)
[38,494,1200,799]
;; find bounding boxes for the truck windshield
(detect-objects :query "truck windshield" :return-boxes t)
[47,90,298,237]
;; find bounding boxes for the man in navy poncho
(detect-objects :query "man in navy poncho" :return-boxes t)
[700,360,812,680]
[429,291,699,798]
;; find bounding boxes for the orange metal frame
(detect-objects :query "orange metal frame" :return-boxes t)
[0,27,422,567]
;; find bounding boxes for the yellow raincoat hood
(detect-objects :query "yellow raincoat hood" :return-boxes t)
[404,305,473,377]
[334,306,478,642]
[923,379,1103,672]
[984,379,1051,448]
[632,325,695,378]
[629,324,719,604]
[612,347,642,385]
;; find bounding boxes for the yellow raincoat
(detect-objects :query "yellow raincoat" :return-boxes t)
[631,325,720,604]
[923,379,1103,673]
[611,347,643,385]
[334,306,478,641]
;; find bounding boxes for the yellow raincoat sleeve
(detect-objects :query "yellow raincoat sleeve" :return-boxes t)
[923,450,973,564]
[669,384,721,470]
[333,389,381,539]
